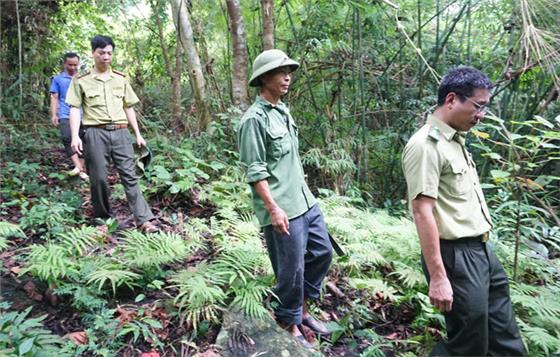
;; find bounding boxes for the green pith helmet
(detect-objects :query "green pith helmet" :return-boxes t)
[133,143,152,176]
[249,49,300,87]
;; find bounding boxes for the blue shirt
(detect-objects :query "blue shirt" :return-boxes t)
[50,71,74,120]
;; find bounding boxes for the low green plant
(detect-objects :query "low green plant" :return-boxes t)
[120,231,191,269]
[0,302,65,356]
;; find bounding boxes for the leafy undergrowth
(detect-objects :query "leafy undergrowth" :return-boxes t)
[1,129,559,356]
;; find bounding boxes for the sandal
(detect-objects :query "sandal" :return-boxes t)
[296,334,315,350]
[302,315,331,336]
[139,220,158,234]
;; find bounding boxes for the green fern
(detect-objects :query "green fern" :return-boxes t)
[228,279,272,318]
[0,237,7,252]
[57,225,103,256]
[120,231,190,269]
[20,243,78,283]
[0,221,25,252]
[170,263,227,329]
[388,262,427,289]
[348,277,398,301]
[519,320,560,356]
[85,259,141,294]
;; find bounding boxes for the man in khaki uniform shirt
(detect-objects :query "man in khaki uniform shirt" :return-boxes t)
[66,35,156,233]
[402,67,525,356]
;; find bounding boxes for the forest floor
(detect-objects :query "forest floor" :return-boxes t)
[0,138,437,356]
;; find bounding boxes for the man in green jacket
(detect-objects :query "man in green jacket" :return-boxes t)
[402,66,525,356]
[237,49,333,348]
[66,35,157,233]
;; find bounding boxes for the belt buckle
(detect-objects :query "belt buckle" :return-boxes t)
[105,124,116,130]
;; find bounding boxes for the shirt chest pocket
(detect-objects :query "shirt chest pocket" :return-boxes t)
[85,89,104,107]
[448,161,472,196]
[112,87,124,104]
[266,128,292,160]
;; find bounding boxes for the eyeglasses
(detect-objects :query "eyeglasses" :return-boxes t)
[463,96,489,114]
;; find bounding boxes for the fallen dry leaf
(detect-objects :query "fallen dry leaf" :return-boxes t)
[66,331,88,345]
[23,281,43,302]
[140,351,160,357]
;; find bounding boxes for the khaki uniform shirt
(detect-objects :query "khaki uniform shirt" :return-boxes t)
[65,67,139,125]
[402,115,492,240]
[237,96,316,227]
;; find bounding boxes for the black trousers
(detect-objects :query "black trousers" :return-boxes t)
[422,237,526,356]
[263,204,333,325]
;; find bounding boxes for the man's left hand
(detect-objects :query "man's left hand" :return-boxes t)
[136,135,146,147]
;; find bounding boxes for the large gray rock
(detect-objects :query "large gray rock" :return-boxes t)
[215,309,313,357]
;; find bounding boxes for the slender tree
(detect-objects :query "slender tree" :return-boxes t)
[171,0,211,131]
[260,0,274,50]
[151,0,183,128]
[225,0,249,108]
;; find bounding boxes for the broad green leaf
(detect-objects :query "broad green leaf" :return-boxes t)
[490,170,510,179]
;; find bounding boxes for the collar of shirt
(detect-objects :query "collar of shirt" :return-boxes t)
[91,66,117,80]
[427,114,463,142]
[256,95,288,115]
[60,70,72,78]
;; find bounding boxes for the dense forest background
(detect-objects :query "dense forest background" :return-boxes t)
[0,0,559,356]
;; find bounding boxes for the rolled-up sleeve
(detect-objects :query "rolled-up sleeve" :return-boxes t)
[65,77,82,108]
[402,140,441,200]
[237,116,270,183]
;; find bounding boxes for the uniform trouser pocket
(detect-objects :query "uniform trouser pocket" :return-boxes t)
[422,241,525,356]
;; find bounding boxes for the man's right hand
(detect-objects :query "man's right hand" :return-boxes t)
[71,137,83,156]
[51,115,59,126]
[270,206,290,236]
[429,275,453,312]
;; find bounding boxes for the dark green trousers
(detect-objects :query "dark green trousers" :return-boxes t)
[83,127,154,225]
[422,237,526,356]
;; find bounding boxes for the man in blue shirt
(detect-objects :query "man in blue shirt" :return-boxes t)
[50,52,88,179]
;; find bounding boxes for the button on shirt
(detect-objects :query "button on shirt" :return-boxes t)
[65,67,139,126]
[49,71,73,119]
[237,96,316,227]
[402,115,492,240]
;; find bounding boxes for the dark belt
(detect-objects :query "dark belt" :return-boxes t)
[85,124,128,130]
[440,235,484,246]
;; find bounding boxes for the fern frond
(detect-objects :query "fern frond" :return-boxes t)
[0,221,25,251]
[348,277,398,301]
[20,243,77,282]
[519,320,560,356]
[85,261,141,294]
[388,262,426,289]
[170,263,227,329]
[228,279,272,318]
[120,231,190,269]
[57,226,103,256]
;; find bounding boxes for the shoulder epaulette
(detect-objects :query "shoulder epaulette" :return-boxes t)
[113,70,126,77]
[78,71,91,79]
[427,125,440,142]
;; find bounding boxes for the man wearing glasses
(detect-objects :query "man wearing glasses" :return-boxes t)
[402,66,525,356]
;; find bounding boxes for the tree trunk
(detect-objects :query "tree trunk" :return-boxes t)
[151,0,182,127]
[225,0,249,108]
[171,0,211,132]
[172,34,183,128]
[260,0,275,50]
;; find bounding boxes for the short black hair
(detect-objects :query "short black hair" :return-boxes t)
[437,66,493,105]
[63,52,79,61]
[91,35,115,52]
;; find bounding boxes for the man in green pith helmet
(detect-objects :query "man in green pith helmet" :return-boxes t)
[236,49,333,349]
[66,35,157,233]
[402,66,525,356]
